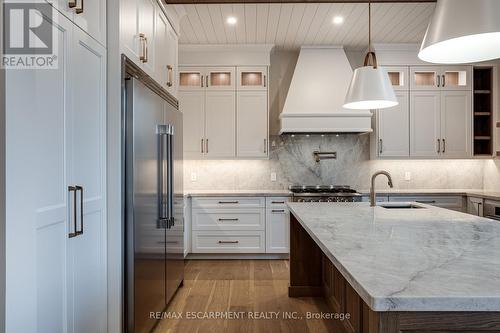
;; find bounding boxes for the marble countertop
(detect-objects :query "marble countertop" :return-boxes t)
[287,201,500,312]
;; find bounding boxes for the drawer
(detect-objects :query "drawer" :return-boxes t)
[266,197,289,209]
[192,197,265,209]
[192,209,265,231]
[389,195,465,211]
[192,231,265,253]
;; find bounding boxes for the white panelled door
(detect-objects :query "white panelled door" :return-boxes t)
[237,91,268,157]
[72,0,106,45]
[205,91,236,158]
[179,91,205,158]
[378,92,410,157]
[410,91,441,158]
[440,91,472,158]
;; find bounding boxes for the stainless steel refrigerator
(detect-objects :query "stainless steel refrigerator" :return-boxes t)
[124,69,184,333]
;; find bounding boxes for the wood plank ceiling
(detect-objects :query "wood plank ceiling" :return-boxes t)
[169,2,435,50]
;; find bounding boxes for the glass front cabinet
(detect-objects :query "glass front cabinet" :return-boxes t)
[410,66,471,91]
[237,66,268,91]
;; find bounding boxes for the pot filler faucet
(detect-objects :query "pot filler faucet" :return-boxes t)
[370,171,394,207]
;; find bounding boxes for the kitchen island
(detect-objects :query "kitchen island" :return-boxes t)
[288,202,500,332]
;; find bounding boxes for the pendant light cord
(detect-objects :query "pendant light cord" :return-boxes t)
[368,0,372,52]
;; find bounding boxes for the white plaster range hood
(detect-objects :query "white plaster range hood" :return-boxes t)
[279,46,373,134]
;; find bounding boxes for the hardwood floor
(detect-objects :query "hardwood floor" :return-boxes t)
[154,260,337,333]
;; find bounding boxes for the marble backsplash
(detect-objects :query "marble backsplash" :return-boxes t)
[184,134,487,191]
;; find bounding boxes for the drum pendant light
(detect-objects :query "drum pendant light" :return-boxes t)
[343,0,397,110]
[419,0,500,64]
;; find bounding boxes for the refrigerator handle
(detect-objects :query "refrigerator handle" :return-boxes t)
[157,124,172,229]
[167,131,174,228]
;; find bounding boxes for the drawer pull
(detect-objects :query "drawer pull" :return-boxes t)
[271,201,285,204]
[272,209,285,213]
[218,240,239,244]
[415,200,436,204]
[218,201,239,204]
[218,218,239,222]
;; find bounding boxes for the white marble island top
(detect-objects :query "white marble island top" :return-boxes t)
[287,202,500,312]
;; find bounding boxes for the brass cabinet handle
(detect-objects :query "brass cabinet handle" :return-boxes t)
[218,240,239,244]
[442,74,445,87]
[379,139,383,154]
[218,201,239,204]
[75,185,83,235]
[139,34,148,63]
[437,139,441,153]
[75,0,83,14]
[218,218,239,221]
[201,138,204,153]
[68,0,76,8]
[68,186,78,238]
[166,65,173,87]
[442,138,446,153]
[272,209,285,213]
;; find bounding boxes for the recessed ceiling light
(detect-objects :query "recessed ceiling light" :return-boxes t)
[333,16,344,25]
[227,16,237,25]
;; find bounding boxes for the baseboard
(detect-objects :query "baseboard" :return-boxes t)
[186,253,289,260]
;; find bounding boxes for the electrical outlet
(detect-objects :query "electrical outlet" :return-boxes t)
[404,171,411,181]
[270,172,277,182]
[190,172,197,182]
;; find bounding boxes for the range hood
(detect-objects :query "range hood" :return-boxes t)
[279,46,372,134]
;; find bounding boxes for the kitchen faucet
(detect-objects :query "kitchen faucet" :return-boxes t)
[370,171,394,207]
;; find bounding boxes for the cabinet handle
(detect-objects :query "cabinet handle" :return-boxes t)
[437,139,441,153]
[201,74,204,87]
[442,138,446,153]
[218,201,239,204]
[206,75,209,88]
[416,200,436,204]
[264,74,267,87]
[271,201,285,204]
[206,138,208,153]
[218,240,239,244]
[264,138,267,154]
[75,185,83,235]
[442,74,445,87]
[436,75,440,87]
[68,186,78,238]
[272,209,285,213]
[166,65,173,87]
[68,0,76,8]
[379,139,383,154]
[75,0,83,14]
[201,138,204,153]
[139,34,148,63]
[218,218,239,221]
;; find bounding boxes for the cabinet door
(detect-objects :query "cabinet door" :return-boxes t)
[154,9,168,88]
[5,12,72,333]
[120,0,140,61]
[467,197,484,216]
[377,92,409,157]
[441,90,472,158]
[165,19,178,98]
[410,66,439,90]
[237,66,268,90]
[206,66,236,91]
[382,66,408,91]
[179,91,205,159]
[237,91,268,157]
[410,91,441,157]
[48,0,75,22]
[441,66,472,90]
[205,91,236,158]
[266,208,290,253]
[179,67,204,91]
[137,0,155,74]
[67,27,107,333]
[73,0,106,45]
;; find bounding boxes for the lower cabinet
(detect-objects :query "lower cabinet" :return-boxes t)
[190,196,289,254]
[467,196,484,216]
[388,195,465,212]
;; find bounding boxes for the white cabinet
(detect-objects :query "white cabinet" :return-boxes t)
[5,12,106,333]
[155,9,178,97]
[265,198,290,253]
[410,66,471,91]
[410,90,472,158]
[388,195,465,212]
[383,66,409,91]
[237,66,268,90]
[376,92,409,157]
[48,0,106,45]
[180,65,269,159]
[237,91,268,157]
[467,196,484,216]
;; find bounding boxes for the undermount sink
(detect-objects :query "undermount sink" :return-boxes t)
[379,203,425,209]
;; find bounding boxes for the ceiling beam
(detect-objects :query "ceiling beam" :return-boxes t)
[166,0,436,4]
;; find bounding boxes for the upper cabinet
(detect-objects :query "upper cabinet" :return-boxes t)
[47,0,106,45]
[121,0,179,94]
[179,67,236,91]
[383,66,408,91]
[237,67,268,91]
[179,67,205,91]
[410,66,471,91]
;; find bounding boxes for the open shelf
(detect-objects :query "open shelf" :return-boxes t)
[473,67,494,157]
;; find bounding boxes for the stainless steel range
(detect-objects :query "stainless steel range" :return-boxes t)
[289,185,362,203]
